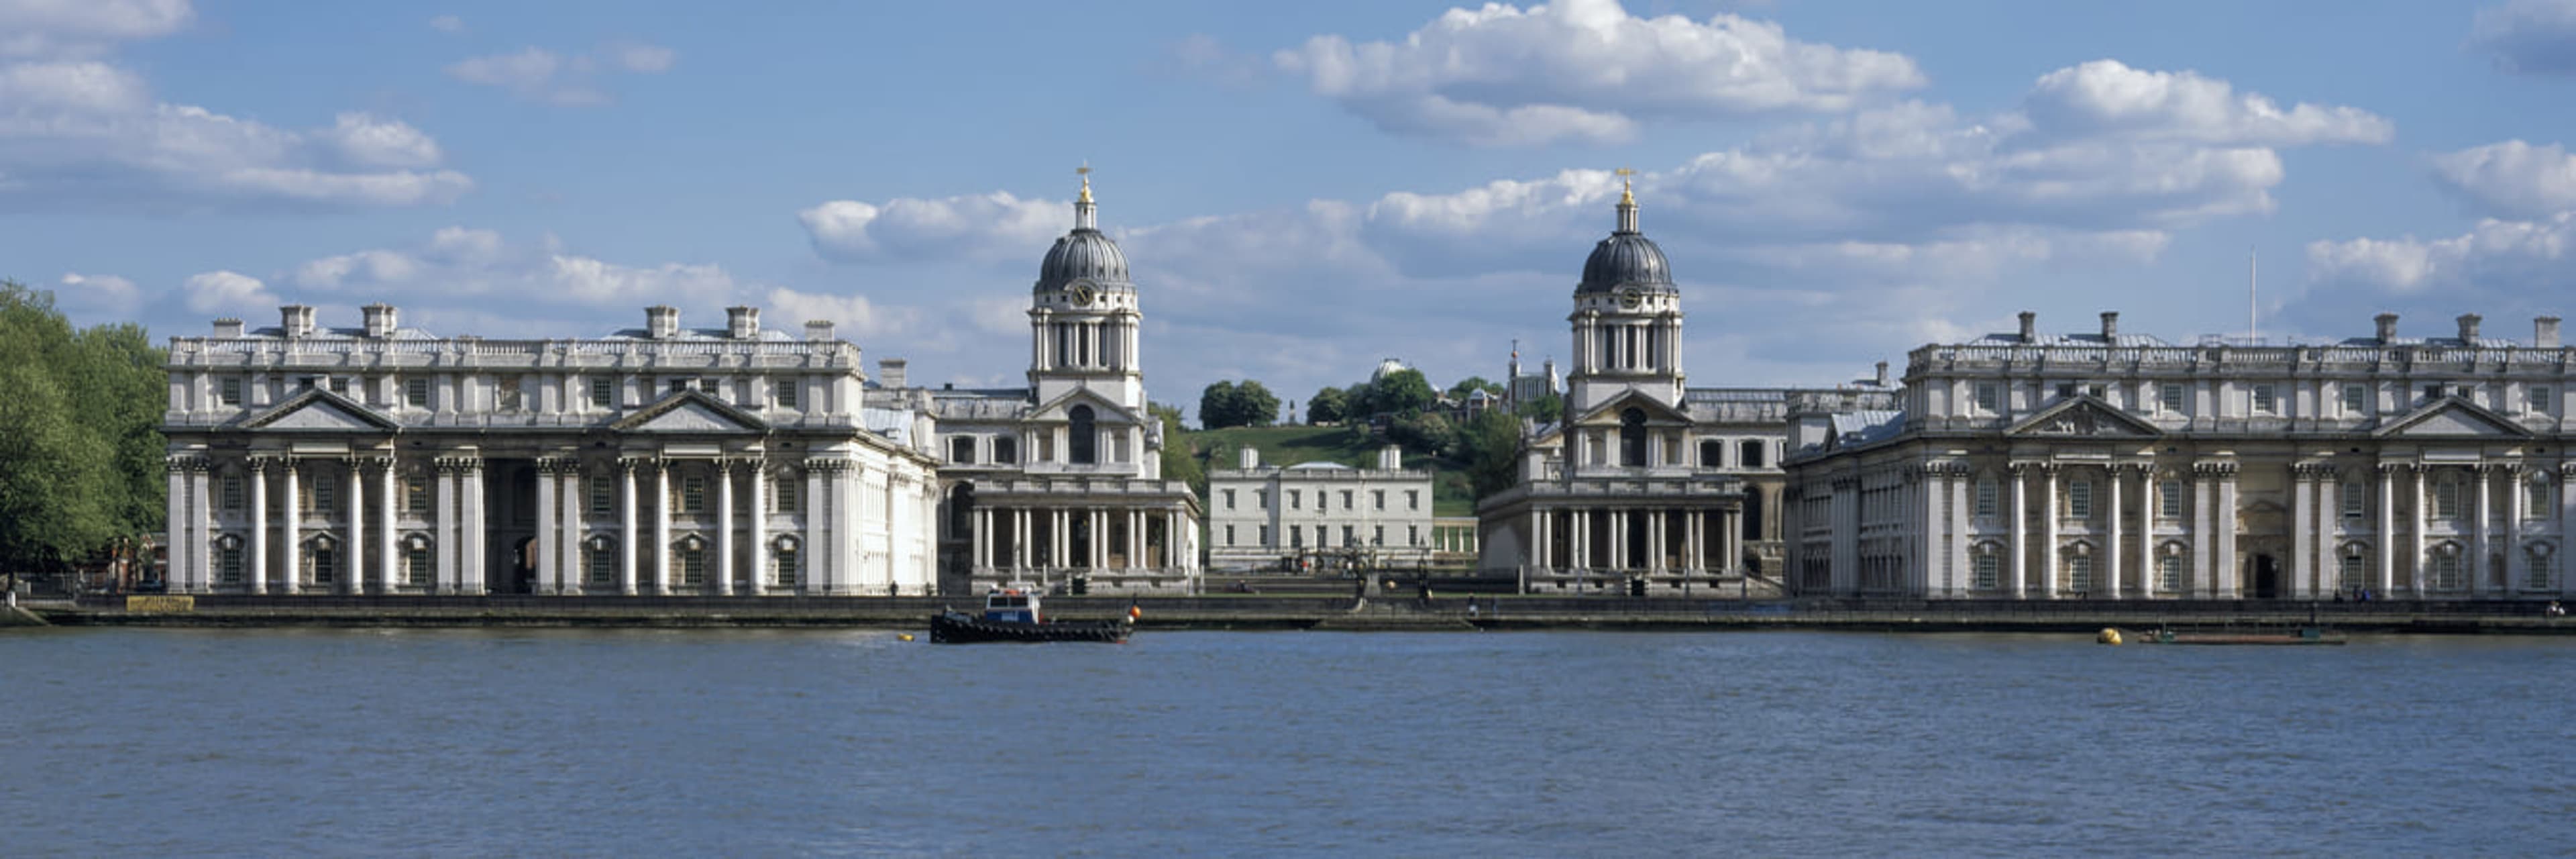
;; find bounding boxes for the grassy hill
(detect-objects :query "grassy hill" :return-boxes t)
[1175,424,1477,517]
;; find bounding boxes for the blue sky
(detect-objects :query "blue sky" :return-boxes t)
[9,0,2576,419]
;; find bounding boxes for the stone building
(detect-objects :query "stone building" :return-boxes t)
[160,303,943,597]
[1783,310,2576,601]
[1206,446,1437,572]
[912,172,1203,594]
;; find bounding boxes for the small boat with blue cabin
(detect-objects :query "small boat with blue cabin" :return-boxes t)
[929,587,1134,644]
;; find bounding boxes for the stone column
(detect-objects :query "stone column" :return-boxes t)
[2476,464,2496,597]
[2561,463,2576,597]
[619,460,639,596]
[804,464,827,595]
[2378,463,2398,595]
[2107,464,2126,599]
[462,460,486,595]
[2412,466,2428,595]
[345,460,365,595]
[534,460,557,595]
[748,463,767,595]
[250,459,270,595]
[433,460,455,594]
[654,462,672,595]
[2507,464,2526,595]
[559,464,583,595]
[2290,464,2313,599]
[716,460,736,596]
[2041,466,2060,598]
[282,460,301,595]
[2189,467,2210,598]
[166,460,192,591]
[2215,464,2239,599]
[1014,507,1029,572]
[1951,469,1973,598]
[2008,464,2028,598]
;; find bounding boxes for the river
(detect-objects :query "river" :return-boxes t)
[3,628,2569,856]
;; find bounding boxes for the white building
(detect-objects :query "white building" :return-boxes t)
[911,172,1203,594]
[161,303,944,597]
[1784,310,2576,601]
[1207,446,1438,572]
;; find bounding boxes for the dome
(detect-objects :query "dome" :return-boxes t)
[1034,173,1132,294]
[1575,179,1675,295]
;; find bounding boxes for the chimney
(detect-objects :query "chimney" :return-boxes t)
[362,303,397,339]
[2100,311,2119,339]
[280,305,315,338]
[2017,311,2037,343]
[213,317,244,338]
[2375,312,2400,343]
[1238,447,1260,469]
[645,305,680,339]
[726,305,759,340]
[2458,313,2483,343]
[804,319,836,342]
[1874,361,1890,387]
[1379,446,1402,471]
[2539,316,2563,348]
[876,358,907,390]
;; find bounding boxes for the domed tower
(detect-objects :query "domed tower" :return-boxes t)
[1028,167,1145,411]
[1566,170,1684,413]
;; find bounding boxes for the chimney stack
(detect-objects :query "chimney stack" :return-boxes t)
[362,303,397,339]
[726,305,759,340]
[2100,311,2119,339]
[1379,446,1402,471]
[213,317,244,338]
[645,305,680,339]
[876,358,907,390]
[804,319,836,342]
[2017,311,2037,343]
[280,305,315,339]
[2539,316,2563,348]
[1238,447,1260,469]
[2375,312,2400,343]
[1874,361,1890,387]
[2458,313,2483,343]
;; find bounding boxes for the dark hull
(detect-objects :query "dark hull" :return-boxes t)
[2132,627,2346,646]
[928,612,1130,644]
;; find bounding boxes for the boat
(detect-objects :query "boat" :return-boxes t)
[928,587,1133,644]
[2100,625,2345,646]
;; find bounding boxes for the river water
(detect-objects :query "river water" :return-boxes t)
[3,627,2570,856]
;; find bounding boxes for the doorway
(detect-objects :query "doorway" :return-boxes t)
[2249,554,2280,599]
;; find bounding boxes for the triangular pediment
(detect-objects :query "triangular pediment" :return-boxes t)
[1029,389,1140,425]
[241,389,399,432]
[2373,397,2533,439]
[611,389,767,434]
[1570,391,1693,427]
[2003,395,2161,439]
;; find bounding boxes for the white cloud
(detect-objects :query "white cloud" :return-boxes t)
[56,271,141,317]
[1273,0,1924,146]
[2431,139,2576,218]
[182,270,274,313]
[0,0,192,58]
[428,14,463,34]
[796,193,1066,264]
[2306,213,2575,295]
[765,289,912,340]
[318,112,443,168]
[445,41,674,105]
[2471,0,2576,75]
[2019,60,2392,147]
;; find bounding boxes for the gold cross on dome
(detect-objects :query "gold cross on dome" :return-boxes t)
[1077,163,1093,203]
[1615,167,1635,204]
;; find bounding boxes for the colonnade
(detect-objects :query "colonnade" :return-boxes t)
[971,505,1189,573]
[1523,505,1741,575]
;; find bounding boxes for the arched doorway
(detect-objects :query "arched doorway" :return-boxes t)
[2248,554,2280,599]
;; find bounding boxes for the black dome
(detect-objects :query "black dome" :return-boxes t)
[1036,228,1129,293]
[1577,230,1672,294]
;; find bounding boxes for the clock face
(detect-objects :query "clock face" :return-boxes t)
[1070,285,1097,306]
[1617,287,1641,309]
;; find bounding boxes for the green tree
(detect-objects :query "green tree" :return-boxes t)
[1513,391,1564,424]
[1198,381,1243,429]
[1365,368,1438,417]
[1307,386,1350,425]
[0,282,160,580]
[1232,381,1281,428]
[1148,402,1205,499]
[1456,409,1526,499]
[1387,410,1456,458]
[1446,376,1504,400]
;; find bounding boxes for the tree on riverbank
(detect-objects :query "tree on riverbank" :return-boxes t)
[0,282,166,578]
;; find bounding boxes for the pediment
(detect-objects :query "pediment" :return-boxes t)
[1029,389,1140,425]
[2004,395,2161,439]
[242,389,398,432]
[1570,391,1693,427]
[612,390,766,435]
[2373,397,2533,440]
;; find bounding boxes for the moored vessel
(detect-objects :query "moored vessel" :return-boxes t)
[929,587,1133,644]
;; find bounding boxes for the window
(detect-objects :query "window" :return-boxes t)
[586,547,614,587]
[2528,480,2553,518]
[2157,556,2183,592]
[2342,479,2365,520]
[219,544,244,585]
[2531,387,2554,413]
[1224,525,1235,546]
[1373,525,1385,546]
[1254,490,1267,510]
[220,377,244,406]
[2055,383,2077,399]
[1290,527,1303,548]
[1975,383,2002,413]
[678,542,706,587]
[1342,525,1354,546]
[407,377,431,408]
[1222,489,1236,510]
[589,476,614,517]
[309,541,337,585]
[1408,525,1420,546]
[1739,440,1765,469]
[2251,384,2276,414]
[497,376,524,411]
[2434,478,2461,519]
[1069,405,1097,465]
[406,477,429,515]
[2159,480,2185,519]
[1406,491,1420,510]
[1974,476,1998,517]
[2159,383,2186,413]
[329,376,350,396]
[2338,552,2365,593]
[2068,555,2093,593]
[2068,480,2093,519]
[590,377,615,408]
[774,477,800,514]
[682,476,706,515]
[313,474,335,511]
[1340,491,1353,510]
[221,476,244,511]
[2424,384,2445,401]
[2341,384,2367,414]
[775,545,800,587]
[1972,551,1999,590]
[775,378,800,409]
[1700,440,1723,468]
[1289,490,1301,509]
[950,437,976,464]
[992,437,1016,464]
[405,544,433,587]
[1372,490,1385,510]
[1619,407,1647,467]
[669,378,696,394]
[2431,552,2463,591]
[1258,525,1271,547]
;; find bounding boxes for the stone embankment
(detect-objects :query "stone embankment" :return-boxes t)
[18,594,2576,635]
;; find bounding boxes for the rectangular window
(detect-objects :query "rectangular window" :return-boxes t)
[1340,491,1353,511]
[1406,491,1420,510]
[2434,480,2461,519]
[1974,383,2002,413]
[1287,490,1301,509]
[775,378,800,409]
[406,478,429,515]
[1373,490,1385,510]
[2424,384,2445,401]
[221,476,244,511]
[1224,525,1235,546]
[1222,489,1236,509]
[329,376,350,396]
[775,548,800,588]
[2068,480,2093,519]
[2068,555,2093,593]
[2159,480,2185,519]
[1974,477,1998,518]
[2341,384,2367,414]
[1408,525,1421,546]
[311,546,336,585]
[2528,481,2552,519]
[1258,525,1271,547]
[587,548,614,587]
[774,478,800,513]
[411,547,436,587]
[1373,525,1385,546]
[314,474,335,511]
[220,377,244,406]
[2157,556,2184,592]
[1341,525,1354,546]
[590,377,615,408]
[993,438,1016,464]
[2531,387,2553,413]
[679,547,704,587]
[2055,383,2077,399]
[1972,553,1999,590]
[219,546,244,585]
[1254,490,1267,510]
[669,378,694,394]
[589,475,614,517]
[2342,480,2365,520]
[2432,553,2463,591]
[2160,382,2186,413]
[1290,527,1302,548]
[2338,554,2365,593]
[2251,384,2276,414]
[406,377,431,408]
[682,476,706,515]
[950,437,976,464]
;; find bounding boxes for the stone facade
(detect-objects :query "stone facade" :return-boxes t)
[1784,310,2576,601]
[1207,446,1437,572]
[161,303,944,597]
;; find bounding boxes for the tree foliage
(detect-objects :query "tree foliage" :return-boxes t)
[1456,409,1526,499]
[0,283,166,574]
[1513,391,1564,424]
[1446,376,1503,400]
[1306,386,1349,425]
[1197,379,1281,430]
[1148,401,1205,499]
[1354,368,1437,419]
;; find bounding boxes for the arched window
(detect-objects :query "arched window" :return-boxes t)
[676,536,707,587]
[1699,440,1723,468]
[1738,440,1764,469]
[305,535,339,585]
[1619,407,1646,467]
[1069,405,1097,465]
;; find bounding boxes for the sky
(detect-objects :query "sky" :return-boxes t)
[9,0,2576,421]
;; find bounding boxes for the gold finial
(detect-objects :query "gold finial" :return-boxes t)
[1615,167,1635,205]
[1077,163,1093,204]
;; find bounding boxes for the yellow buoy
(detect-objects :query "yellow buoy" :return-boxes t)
[2096,627,2123,646]
[898,634,915,642]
